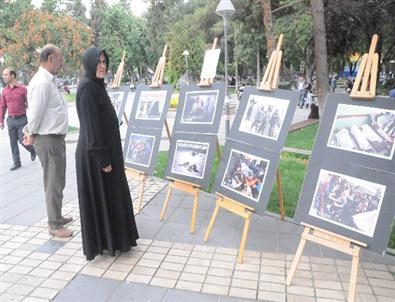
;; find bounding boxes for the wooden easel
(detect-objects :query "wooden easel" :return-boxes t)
[286,223,367,302]
[150,45,172,140]
[111,51,129,124]
[124,168,148,214]
[160,177,201,234]
[258,34,286,220]
[350,34,378,100]
[198,37,222,160]
[287,36,378,302]
[125,45,170,214]
[204,194,254,263]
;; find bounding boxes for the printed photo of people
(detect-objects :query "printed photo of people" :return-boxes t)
[125,133,155,167]
[309,169,385,237]
[239,95,290,140]
[171,140,209,179]
[181,90,219,124]
[108,91,124,116]
[327,104,395,160]
[221,149,269,202]
[135,90,167,120]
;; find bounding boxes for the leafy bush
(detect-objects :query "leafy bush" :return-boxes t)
[170,94,179,108]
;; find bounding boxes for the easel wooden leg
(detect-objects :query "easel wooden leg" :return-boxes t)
[136,176,146,214]
[190,192,199,234]
[348,246,361,302]
[160,185,173,220]
[286,227,309,285]
[204,204,220,241]
[237,214,251,263]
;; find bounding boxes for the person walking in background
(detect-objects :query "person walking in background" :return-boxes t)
[0,68,36,170]
[75,46,139,261]
[23,44,73,238]
[330,75,337,93]
[297,75,308,108]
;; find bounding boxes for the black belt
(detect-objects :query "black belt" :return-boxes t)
[8,114,26,119]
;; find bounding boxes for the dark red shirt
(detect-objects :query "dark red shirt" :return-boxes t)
[0,83,28,124]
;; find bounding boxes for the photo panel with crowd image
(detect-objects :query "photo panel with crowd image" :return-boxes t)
[309,169,385,238]
[125,133,155,168]
[327,104,395,160]
[221,149,270,202]
[170,140,210,179]
[181,90,219,124]
[135,89,168,120]
[239,94,290,141]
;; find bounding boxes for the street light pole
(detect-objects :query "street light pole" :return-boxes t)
[183,49,190,84]
[216,0,235,138]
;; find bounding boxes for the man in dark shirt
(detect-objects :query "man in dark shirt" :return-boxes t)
[1,68,36,170]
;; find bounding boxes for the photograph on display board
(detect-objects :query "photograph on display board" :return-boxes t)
[327,104,395,160]
[181,90,219,124]
[125,133,155,168]
[170,140,210,179]
[309,169,385,238]
[135,89,168,121]
[108,91,124,116]
[221,149,269,202]
[239,94,290,141]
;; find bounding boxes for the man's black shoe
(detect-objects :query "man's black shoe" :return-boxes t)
[10,163,21,171]
[31,152,37,161]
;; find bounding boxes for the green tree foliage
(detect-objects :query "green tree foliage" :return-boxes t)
[65,0,88,23]
[41,0,63,14]
[97,4,147,79]
[2,10,92,81]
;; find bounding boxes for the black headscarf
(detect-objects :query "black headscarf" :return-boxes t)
[82,46,109,84]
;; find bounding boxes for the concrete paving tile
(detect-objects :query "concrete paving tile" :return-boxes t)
[50,271,77,281]
[211,260,236,270]
[141,252,167,262]
[38,261,63,270]
[202,283,229,296]
[159,261,185,272]
[151,240,173,248]
[134,218,163,238]
[315,288,345,300]
[22,297,49,302]
[29,267,54,278]
[8,265,34,274]
[155,268,181,280]
[0,293,25,302]
[259,273,284,283]
[287,294,316,302]
[364,269,393,280]
[30,287,59,300]
[26,252,50,261]
[168,248,192,257]
[126,273,153,284]
[207,267,233,277]
[376,296,395,302]
[260,265,285,275]
[287,276,313,287]
[164,288,219,302]
[53,274,120,302]
[102,270,128,281]
[40,278,69,290]
[18,275,45,287]
[233,270,259,281]
[314,279,343,290]
[235,263,260,272]
[183,264,209,275]
[58,263,84,273]
[131,265,157,276]
[153,222,197,243]
[146,246,170,254]
[187,257,211,267]
[107,282,167,302]
[150,276,177,288]
[286,284,315,296]
[7,283,35,296]
[231,279,258,290]
[371,286,394,297]
[164,254,188,264]
[176,280,203,292]
[258,291,286,302]
[213,253,237,263]
[228,287,257,300]
[205,275,231,286]
[258,281,285,293]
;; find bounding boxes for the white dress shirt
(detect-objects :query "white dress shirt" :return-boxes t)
[25,67,68,135]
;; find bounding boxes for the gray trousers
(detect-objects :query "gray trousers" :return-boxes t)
[34,134,66,229]
[6,115,35,164]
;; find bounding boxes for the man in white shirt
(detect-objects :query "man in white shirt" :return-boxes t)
[23,44,73,238]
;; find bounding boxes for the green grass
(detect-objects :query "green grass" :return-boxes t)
[153,124,395,250]
[64,93,76,103]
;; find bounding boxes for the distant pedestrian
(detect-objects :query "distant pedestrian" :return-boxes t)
[0,68,36,171]
[330,75,337,93]
[297,75,308,108]
[23,44,73,238]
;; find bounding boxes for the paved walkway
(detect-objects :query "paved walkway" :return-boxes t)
[1,97,394,301]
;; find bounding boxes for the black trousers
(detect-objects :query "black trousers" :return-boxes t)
[6,115,35,164]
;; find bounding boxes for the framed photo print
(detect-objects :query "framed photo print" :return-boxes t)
[107,85,129,123]
[309,94,395,174]
[173,83,226,134]
[229,87,298,152]
[129,84,172,129]
[294,162,395,254]
[123,126,162,175]
[164,133,217,190]
[214,140,279,215]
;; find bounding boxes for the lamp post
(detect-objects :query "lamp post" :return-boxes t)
[216,0,235,138]
[183,49,190,84]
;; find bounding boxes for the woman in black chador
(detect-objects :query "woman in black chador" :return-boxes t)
[75,47,139,260]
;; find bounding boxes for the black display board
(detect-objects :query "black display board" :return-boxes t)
[294,94,395,254]
[107,85,130,124]
[164,132,217,190]
[173,83,226,134]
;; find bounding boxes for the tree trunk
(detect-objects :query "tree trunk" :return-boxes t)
[263,0,275,57]
[311,0,329,113]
